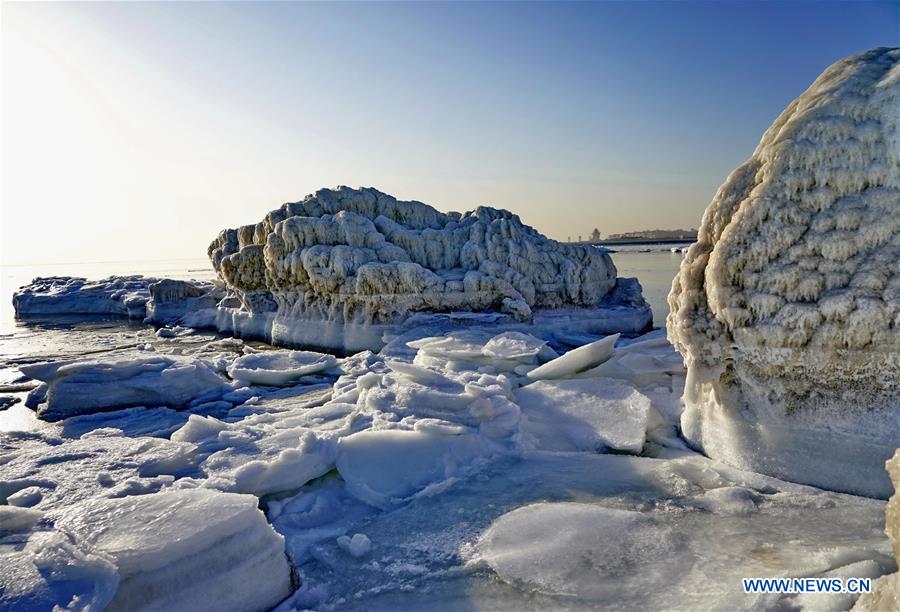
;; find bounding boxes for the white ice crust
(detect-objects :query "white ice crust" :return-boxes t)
[667,48,900,498]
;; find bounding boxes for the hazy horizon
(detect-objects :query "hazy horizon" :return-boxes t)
[3,1,898,265]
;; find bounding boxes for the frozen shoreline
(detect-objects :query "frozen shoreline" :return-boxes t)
[1,305,895,610]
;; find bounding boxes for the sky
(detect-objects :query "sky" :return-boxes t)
[2,1,898,265]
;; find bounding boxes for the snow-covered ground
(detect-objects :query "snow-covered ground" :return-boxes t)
[1,313,894,610]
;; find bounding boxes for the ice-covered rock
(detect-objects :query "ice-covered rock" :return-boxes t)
[54,489,294,611]
[13,276,155,319]
[667,48,900,498]
[855,449,900,610]
[20,355,231,421]
[227,350,337,386]
[206,186,650,350]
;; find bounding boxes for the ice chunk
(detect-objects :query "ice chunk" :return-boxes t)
[182,386,341,497]
[55,489,294,611]
[170,414,229,443]
[526,333,619,380]
[12,276,154,319]
[6,486,43,508]
[480,332,548,361]
[0,506,44,531]
[20,355,231,421]
[516,377,650,453]
[230,431,337,496]
[667,48,900,498]
[407,330,496,360]
[0,526,118,611]
[472,502,679,600]
[335,429,488,508]
[144,278,222,324]
[337,533,372,558]
[227,350,337,386]
[385,359,460,387]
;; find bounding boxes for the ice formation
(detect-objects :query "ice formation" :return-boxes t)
[205,186,650,350]
[227,350,337,386]
[12,276,156,319]
[472,502,679,600]
[20,355,231,421]
[525,332,619,379]
[1,489,293,611]
[5,310,898,609]
[667,47,900,498]
[515,377,651,453]
[855,449,900,610]
[11,276,221,324]
[145,279,222,324]
[467,480,894,611]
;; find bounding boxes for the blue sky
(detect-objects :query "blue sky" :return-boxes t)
[2,1,898,263]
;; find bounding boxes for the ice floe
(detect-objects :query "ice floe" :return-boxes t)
[228,351,338,386]
[516,377,651,453]
[20,355,232,421]
[1,489,294,611]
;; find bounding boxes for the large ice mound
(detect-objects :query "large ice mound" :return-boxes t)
[206,186,649,350]
[667,48,900,498]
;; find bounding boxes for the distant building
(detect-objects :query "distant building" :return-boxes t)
[606,228,698,241]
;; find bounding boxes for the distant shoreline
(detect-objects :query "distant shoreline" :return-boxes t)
[569,238,696,247]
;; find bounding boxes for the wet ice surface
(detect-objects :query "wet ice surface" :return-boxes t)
[289,453,893,611]
[0,315,894,611]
